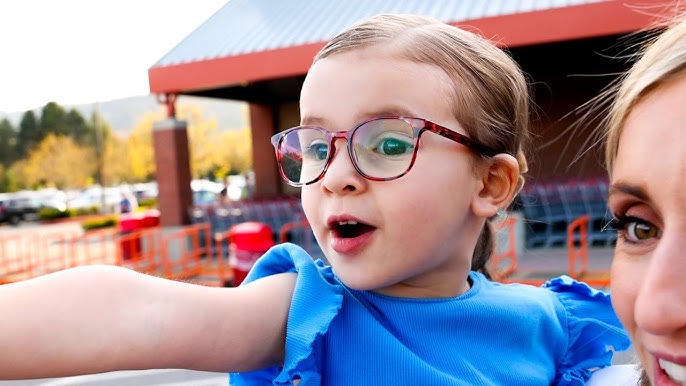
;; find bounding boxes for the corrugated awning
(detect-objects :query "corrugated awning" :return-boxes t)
[148,0,668,97]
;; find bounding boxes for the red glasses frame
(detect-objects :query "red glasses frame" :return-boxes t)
[270,116,498,186]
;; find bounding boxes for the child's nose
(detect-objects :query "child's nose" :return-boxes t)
[320,138,365,193]
[633,231,686,336]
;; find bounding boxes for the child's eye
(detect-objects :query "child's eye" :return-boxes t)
[608,215,661,243]
[372,133,414,156]
[304,140,329,161]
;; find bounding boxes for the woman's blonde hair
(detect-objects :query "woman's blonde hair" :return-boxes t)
[606,16,686,176]
[313,14,531,276]
[602,14,686,386]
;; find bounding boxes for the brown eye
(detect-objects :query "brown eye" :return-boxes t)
[626,221,659,241]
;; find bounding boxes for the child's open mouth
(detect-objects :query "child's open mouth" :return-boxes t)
[331,220,376,239]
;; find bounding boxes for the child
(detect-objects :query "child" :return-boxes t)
[601,13,686,386]
[0,14,628,385]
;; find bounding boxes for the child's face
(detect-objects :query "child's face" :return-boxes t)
[298,48,487,298]
[609,73,686,385]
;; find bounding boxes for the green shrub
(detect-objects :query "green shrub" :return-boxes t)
[138,198,157,209]
[75,206,100,216]
[38,207,71,221]
[81,216,118,231]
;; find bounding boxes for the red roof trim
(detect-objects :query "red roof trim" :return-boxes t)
[462,0,670,47]
[149,0,671,95]
[148,42,326,94]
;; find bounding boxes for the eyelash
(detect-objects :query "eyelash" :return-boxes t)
[607,215,660,244]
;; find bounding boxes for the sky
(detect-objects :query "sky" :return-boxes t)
[0,0,228,113]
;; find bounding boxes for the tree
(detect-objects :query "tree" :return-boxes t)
[103,133,133,185]
[19,134,96,189]
[16,110,40,157]
[126,112,157,182]
[219,128,253,176]
[64,109,92,146]
[0,164,20,193]
[0,118,17,167]
[182,104,223,179]
[40,102,68,136]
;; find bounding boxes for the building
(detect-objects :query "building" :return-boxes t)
[147,0,678,225]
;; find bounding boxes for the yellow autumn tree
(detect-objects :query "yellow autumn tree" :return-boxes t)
[18,134,96,189]
[124,102,253,182]
[219,128,253,176]
[178,104,223,179]
[126,112,159,182]
[103,133,133,184]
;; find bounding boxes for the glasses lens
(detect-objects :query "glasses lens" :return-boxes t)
[352,118,416,179]
[279,128,329,184]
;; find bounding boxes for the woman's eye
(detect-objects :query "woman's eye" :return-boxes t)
[610,216,660,243]
[373,135,413,156]
[626,222,659,242]
[304,141,328,161]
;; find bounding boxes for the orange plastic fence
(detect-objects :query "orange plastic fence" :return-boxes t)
[279,219,311,243]
[69,227,119,266]
[567,214,611,287]
[496,216,571,287]
[159,223,232,286]
[117,226,164,275]
[489,217,518,282]
[0,232,35,284]
[0,223,235,286]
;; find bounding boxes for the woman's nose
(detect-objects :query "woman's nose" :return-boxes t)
[319,138,366,194]
[634,230,686,336]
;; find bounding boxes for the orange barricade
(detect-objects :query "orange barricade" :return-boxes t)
[34,228,82,276]
[116,226,163,275]
[160,223,226,286]
[69,227,119,267]
[489,217,518,282]
[567,214,611,288]
[279,219,310,243]
[278,218,325,261]
[0,232,35,284]
[497,216,567,287]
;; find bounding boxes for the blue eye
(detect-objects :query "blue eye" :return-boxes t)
[374,136,413,156]
[304,141,329,161]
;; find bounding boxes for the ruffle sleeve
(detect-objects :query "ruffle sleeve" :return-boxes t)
[230,243,343,386]
[544,276,632,386]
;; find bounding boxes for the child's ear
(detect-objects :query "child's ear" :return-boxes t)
[471,154,519,217]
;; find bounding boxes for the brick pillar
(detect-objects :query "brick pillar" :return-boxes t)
[153,118,192,226]
[249,103,280,198]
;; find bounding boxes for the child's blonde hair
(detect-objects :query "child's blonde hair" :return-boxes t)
[313,14,531,276]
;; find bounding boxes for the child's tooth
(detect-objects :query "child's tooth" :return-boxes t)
[659,359,686,384]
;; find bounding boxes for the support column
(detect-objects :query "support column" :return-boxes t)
[249,103,280,198]
[153,118,193,226]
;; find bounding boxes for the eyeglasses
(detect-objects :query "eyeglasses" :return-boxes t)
[270,116,497,187]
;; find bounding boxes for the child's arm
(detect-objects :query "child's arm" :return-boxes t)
[0,265,296,379]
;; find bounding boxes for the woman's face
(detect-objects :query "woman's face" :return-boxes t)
[297,48,490,298]
[609,73,686,386]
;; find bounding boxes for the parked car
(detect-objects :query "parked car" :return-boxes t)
[0,193,42,225]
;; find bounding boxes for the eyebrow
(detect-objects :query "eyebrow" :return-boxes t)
[300,106,417,127]
[608,182,649,201]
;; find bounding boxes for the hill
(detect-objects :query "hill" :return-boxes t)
[0,95,247,134]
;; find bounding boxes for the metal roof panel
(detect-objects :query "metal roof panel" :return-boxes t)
[152,0,607,68]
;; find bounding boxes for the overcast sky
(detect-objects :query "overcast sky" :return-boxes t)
[0,0,227,113]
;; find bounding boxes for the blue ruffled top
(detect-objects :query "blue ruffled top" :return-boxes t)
[230,243,630,386]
